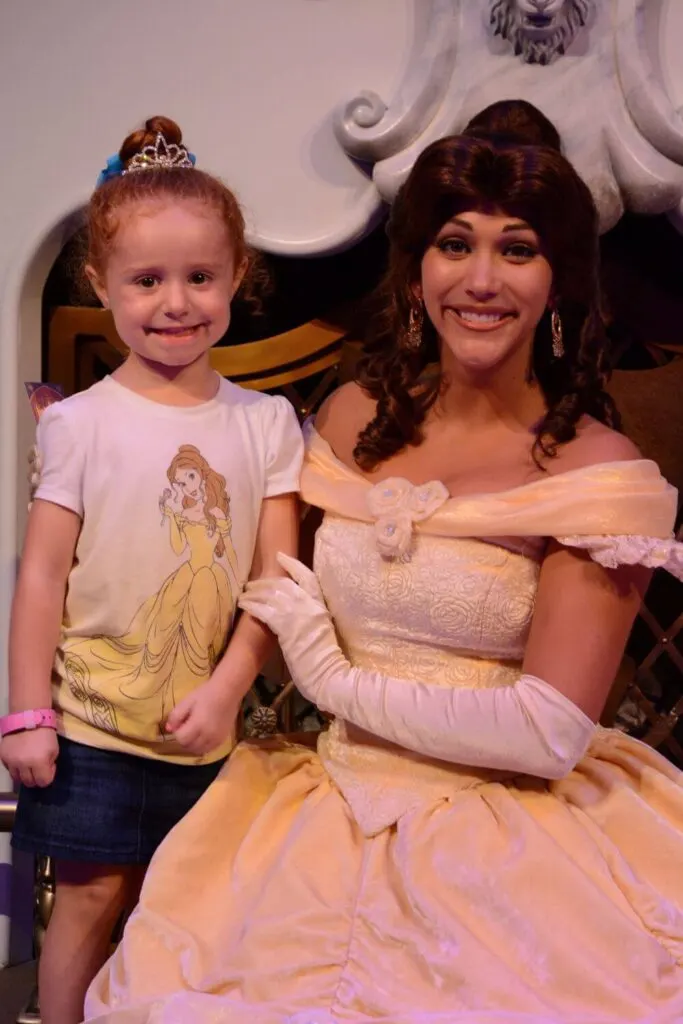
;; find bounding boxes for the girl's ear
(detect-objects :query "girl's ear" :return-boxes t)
[231,256,248,299]
[85,265,109,308]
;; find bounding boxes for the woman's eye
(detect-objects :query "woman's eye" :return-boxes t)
[505,242,537,261]
[438,238,470,257]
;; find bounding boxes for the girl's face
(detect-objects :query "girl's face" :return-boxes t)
[87,198,243,370]
[419,209,553,376]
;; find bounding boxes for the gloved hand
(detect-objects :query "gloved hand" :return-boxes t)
[239,553,347,708]
[239,554,595,779]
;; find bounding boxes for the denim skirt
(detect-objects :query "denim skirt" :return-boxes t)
[12,735,225,864]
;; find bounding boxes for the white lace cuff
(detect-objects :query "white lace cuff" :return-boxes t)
[557,534,683,580]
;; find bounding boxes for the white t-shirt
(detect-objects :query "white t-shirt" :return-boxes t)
[34,375,303,763]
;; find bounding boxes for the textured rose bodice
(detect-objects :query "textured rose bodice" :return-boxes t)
[315,515,542,689]
[313,514,545,833]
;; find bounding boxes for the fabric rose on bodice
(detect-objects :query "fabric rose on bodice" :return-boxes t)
[367,478,450,558]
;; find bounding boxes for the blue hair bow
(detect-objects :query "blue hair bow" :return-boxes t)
[96,153,124,188]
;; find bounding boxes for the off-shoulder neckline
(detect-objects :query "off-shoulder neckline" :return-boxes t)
[305,422,660,505]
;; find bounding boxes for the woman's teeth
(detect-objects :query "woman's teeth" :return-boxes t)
[458,311,509,323]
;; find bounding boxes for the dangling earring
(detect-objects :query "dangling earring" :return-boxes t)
[404,303,424,351]
[551,308,564,359]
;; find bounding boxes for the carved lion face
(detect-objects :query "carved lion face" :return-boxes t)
[489,0,591,65]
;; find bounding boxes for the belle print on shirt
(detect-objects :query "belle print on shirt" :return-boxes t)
[62,445,239,740]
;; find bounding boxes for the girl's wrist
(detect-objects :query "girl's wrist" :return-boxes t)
[0,708,57,737]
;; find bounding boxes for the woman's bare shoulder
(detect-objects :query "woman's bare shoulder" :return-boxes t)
[548,418,642,475]
[314,383,377,461]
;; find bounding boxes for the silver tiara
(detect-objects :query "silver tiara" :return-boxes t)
[123,132,195,174]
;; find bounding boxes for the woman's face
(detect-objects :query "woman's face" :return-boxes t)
[174,467,204,501]
[419,209,553,375]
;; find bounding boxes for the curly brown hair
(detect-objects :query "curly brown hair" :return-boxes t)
[86,116,266,309]
[354,128,619,470]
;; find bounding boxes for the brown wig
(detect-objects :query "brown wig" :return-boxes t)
[354,130,618,470]
[463,98,561,151]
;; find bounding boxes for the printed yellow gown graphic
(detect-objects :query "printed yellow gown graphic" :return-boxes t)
[62,446,239,742]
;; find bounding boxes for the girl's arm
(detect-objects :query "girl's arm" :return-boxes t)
[9,499,80,711]
[213,493,299,695]
[2,499,80,786]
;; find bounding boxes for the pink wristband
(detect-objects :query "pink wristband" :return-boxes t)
[0,709,57,737]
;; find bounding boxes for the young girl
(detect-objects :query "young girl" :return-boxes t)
[0,115,302,1024]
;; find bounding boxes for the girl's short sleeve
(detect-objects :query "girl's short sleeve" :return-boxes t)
[262,396,304,498]
[34,402,85,517]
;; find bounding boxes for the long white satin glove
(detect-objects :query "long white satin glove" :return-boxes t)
[238,554,596,780]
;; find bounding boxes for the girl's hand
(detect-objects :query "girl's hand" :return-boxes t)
[1,728,58,787]
[164,678,240,756]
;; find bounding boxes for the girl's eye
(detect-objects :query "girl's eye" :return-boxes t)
[505,242,537,261]
[190,272,211,285]
[437,237,470,257]
[136,276,158,288]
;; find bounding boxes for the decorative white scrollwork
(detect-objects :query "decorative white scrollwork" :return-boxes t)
[331,0,683,236]
[333,0,459,163]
